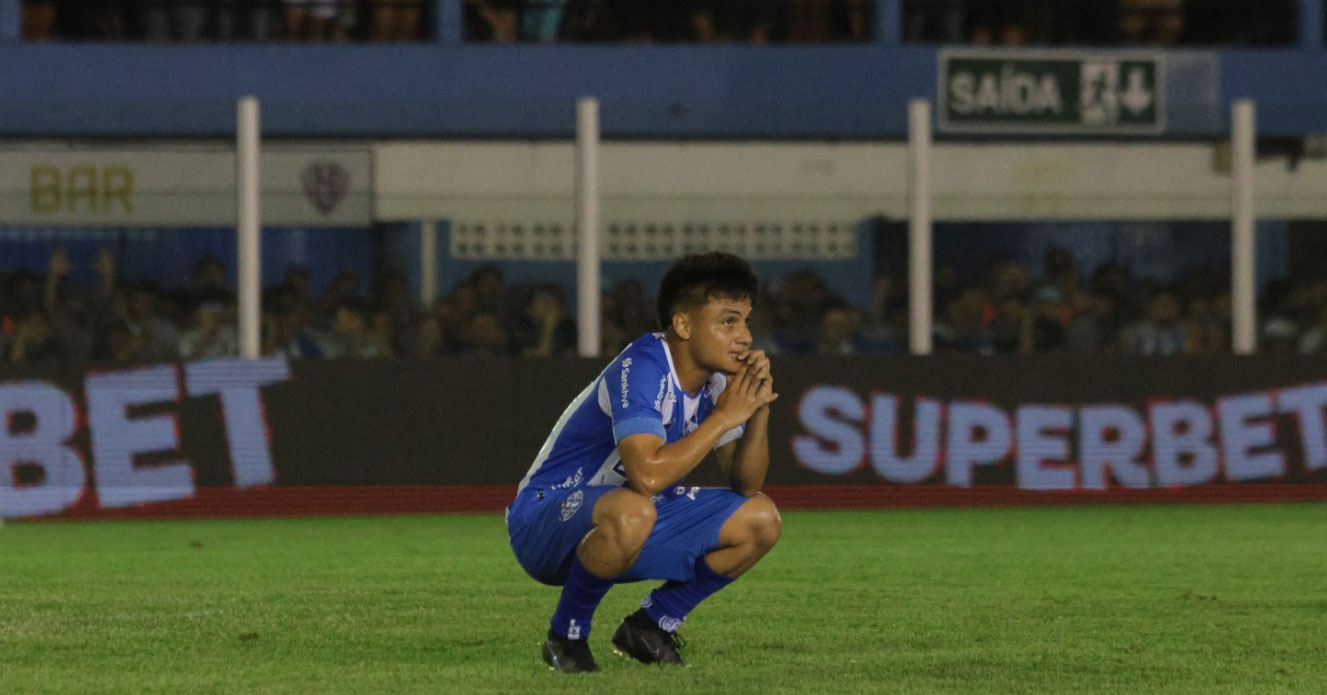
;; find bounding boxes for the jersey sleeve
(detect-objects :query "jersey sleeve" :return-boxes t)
[604,354,668,443]
[707,373,745,450]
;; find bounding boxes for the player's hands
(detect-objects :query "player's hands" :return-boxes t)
[714,357,778,429]
[740,349,772,389]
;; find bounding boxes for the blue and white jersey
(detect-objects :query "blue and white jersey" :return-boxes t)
[516,332,745,495]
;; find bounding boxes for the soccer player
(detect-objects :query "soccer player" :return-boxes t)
[506,252,782,673]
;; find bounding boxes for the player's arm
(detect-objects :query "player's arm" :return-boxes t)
[715,351,773,496]
[619,361,776,497]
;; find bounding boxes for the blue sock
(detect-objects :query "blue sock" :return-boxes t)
[550,558,615,640]
[641,557,735,632]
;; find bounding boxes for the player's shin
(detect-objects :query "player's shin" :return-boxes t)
[639,557,735,632]
[550,557,617,640]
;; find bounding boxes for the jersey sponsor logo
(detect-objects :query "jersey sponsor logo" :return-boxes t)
[559,489,584,521]
[553,467,584,490]
[619,358,633,408]
[654,375,668,411]
[674,485,699,501]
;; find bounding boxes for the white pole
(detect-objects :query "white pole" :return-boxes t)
[1231,100,1257,355]
[907,99,933,355]
[237,96,261,360]
[575,97,601,358]
[419,220,438,307]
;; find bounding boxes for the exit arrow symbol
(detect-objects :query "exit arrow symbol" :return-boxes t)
[1120,68,1154,115]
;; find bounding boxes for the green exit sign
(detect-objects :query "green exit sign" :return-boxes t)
[939,50,1165,134]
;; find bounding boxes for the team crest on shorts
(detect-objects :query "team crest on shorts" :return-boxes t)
[560,490,584,521]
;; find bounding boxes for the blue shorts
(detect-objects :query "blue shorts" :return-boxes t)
[506,484,750,586]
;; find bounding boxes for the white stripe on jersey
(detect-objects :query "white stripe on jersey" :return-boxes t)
[516,379,598,495]
[587,449,626,487]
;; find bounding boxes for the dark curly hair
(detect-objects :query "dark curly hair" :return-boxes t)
[655,252,759,332]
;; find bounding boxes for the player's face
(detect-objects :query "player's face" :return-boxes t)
[689,296,754,375]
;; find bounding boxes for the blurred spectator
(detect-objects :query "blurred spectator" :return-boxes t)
[413,295,466,358]
[373,0,423,40]
[189,254,232,300]
[1120,287,1186,355]
[786,0,868,42]
[747,291,782,354]
[600,279,654,355]
[1180,293,1227,354]
[5,308,61,366]
[124,282,182,362]
[990,295,1029,354]
[142,0,208,41]
[817,300,862,355]
[772,270,830,354]
[1299,304,1327,354]
[283,0,350,40]
[906,0,964,42]
[691,0,775,42]
[87,0,127,39]
[328,298,387,358]
[460,310,509,357]
[40,248,94,364]
[1118,0,1184,45]
[315,268,362,319]
[22,0,58,39]
[509,285,577,357]
[521,0,566,41]
[263,285,328,359]
[369,309,400,357]
[376,268,420,355]
[1064,288,1118,352]
[611,279,654,335]
[467,0,520,41]
[856,274,907,354]
[1261,316,1298,355]
[92,320,140,367]
[178,291,239,359]
[469,265,506,314]
[935,287,995,353]
[967,0,1030,45]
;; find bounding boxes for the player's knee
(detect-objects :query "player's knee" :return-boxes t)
[606,491,656,550]
[746,494,782,551]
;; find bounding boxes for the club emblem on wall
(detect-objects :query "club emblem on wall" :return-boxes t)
[301,161,349,216]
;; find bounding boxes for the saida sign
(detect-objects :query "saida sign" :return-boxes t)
[939,50,1164,134]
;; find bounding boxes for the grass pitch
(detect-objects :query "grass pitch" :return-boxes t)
[2,504,1325,694]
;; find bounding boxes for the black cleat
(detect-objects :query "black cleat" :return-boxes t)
[541,629,600,673]
[611,609,686,665]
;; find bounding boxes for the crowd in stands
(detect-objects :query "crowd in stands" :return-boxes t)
[21,0,424,41]
[468,0,872,43]
[19,0,871,42]
[4,245,1327,370]
[23,0,1295,44]
[905,0,1296,45]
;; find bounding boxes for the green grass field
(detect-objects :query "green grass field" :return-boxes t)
[3,504,1326,694]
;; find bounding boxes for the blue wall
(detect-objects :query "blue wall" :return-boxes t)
[2,0,1327,138]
